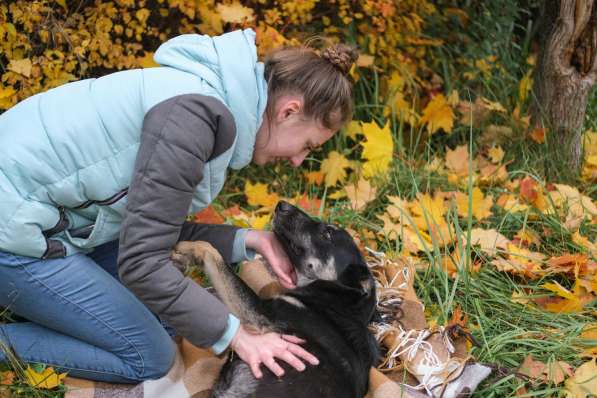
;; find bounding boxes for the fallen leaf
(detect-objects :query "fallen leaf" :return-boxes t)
[304,170,324,186]
[8,58,32,77]
[343,120,361,140]
[321,151,351,187]
[519,354,547,380]
[345,177,377,211]
[488,146,505,163]
[420,94,454,134]
[445,145,469,176]
[565,358,597,397]
[193,206,224,224]
[25,366,67,389]
[529,127,546,144]
[356,54,375,67]
[453,187,493,220]
[137,51,160,68]
[467,228,510,256]
[0,371,14,386]
[360,120,394,178]
[244,181,279,209]
[216,2,254,23]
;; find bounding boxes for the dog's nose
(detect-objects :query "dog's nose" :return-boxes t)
[276,201,293,213]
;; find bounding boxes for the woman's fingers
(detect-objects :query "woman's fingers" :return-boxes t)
[281,334,306,344]
[250,361,263,379]
[264,357,285,377]
[278,349,306,372]
[286,343,320,366]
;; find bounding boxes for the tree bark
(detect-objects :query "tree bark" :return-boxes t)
[531,0,597,181]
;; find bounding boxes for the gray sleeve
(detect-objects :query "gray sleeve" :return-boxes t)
[178,223,255,264]
[118,93,237,348]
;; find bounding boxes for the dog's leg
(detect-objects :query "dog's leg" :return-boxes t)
[172,241,272,329]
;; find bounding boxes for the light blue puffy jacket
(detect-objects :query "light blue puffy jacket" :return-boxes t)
[0,29,267,258]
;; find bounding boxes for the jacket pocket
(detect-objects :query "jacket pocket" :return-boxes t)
[65,188,128,249]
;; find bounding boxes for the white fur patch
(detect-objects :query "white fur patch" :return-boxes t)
[278,295,306,308]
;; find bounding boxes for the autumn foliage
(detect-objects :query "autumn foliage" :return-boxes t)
[1,1,596,397]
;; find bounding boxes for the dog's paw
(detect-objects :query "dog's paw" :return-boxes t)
[171,241,220,268]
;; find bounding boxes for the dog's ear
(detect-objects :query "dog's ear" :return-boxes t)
[338,263,375,298]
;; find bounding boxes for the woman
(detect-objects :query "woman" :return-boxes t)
[0,29,358,383]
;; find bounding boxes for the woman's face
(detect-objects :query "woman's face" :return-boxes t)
[252,95,336,168]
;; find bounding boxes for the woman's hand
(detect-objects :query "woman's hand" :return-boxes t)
[245,230,297,289]
[230,324,319,378]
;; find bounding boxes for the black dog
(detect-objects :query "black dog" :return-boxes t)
[173,201,378,398]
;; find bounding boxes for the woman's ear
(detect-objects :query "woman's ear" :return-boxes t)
[276,96,302,122]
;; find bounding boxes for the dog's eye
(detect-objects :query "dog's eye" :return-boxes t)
[322,228,332,241]
[290,242,302,254]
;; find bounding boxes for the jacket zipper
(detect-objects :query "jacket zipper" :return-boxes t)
[73,187,129,209]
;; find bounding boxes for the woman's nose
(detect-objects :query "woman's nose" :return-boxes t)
[290,151,308,167]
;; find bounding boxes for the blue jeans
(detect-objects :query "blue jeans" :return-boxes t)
[0,240,176,383]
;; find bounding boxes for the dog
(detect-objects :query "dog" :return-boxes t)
[172,201,379,398]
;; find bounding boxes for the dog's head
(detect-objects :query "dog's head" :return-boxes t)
[271,201,368,288]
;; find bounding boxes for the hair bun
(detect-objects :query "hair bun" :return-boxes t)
[321,44,359,75]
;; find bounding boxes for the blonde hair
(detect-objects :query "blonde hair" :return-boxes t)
[263,41,359,131]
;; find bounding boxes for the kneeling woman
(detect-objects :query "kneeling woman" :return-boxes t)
[0,29,358,383]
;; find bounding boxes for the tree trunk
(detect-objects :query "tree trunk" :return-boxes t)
[531,0,597,181]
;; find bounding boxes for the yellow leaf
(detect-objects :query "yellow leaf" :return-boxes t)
[420,94,454,134]
[410,193,452,245]
[137,51,160,68]
[514,228,541,246]
[343,120,361,140]
[454,188,493,220]
[376,213,429,253]
[197,4,224,35]
[0,85,16,110]
[385,195,410,220]
[135,8,150,24]
[543,281,577,301]
[54,0,67,10]
[445,145,469,176]
[345,178,376,211]
[244,182,279,209]
[479,97,506,113]
[447,89,459,106]
[250,213,271,229]
[321,151,351,187]
[541,280,592,313]
[360,120,394,178]
[391,92,418,125]
[467,228,510,256]
[216,2,254,23]
[328,189,347,200]
[565,358,597,397]
[488,146,504,163]
[572,231,596,256]
[388,70,405,92]
[8,58,32,77]
[25,366,67,389]
[356,54,375,67]
[519,70,533,104]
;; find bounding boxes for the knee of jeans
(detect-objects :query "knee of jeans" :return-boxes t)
[132,338,176,381]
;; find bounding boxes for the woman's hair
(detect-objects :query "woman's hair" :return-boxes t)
[263,40,359,131]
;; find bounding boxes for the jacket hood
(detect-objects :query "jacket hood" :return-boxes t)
[154,29,267,169]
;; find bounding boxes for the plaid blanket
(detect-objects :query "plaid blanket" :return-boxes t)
[64,256,486,398]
